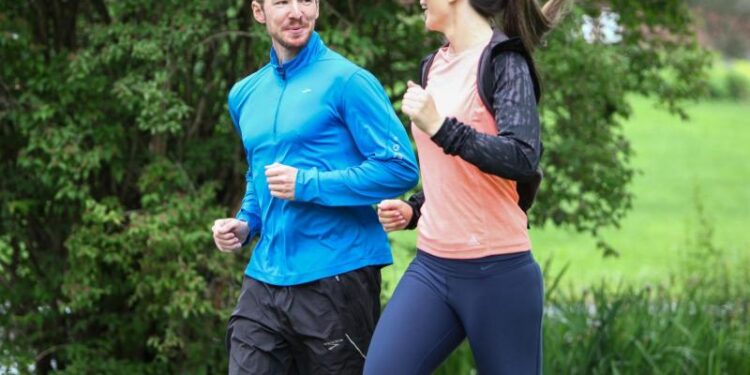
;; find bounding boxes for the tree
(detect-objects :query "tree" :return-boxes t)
[0,0,708,373]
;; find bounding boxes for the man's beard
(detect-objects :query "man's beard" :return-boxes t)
[273,25,313,51]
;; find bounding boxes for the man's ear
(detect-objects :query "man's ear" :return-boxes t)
[251,1,266,24]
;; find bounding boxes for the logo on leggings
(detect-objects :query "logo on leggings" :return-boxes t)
[323,339,344,351]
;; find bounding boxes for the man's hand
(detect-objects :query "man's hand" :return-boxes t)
[377,199,413,232]
[212,218,250,252]
[265,163,298,200]
[401,80,443,136]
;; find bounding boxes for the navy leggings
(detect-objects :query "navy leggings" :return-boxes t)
[364,250,544,375]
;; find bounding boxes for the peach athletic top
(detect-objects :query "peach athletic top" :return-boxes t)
[413,41,531,259]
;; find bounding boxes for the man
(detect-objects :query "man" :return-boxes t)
[211,0,419,373]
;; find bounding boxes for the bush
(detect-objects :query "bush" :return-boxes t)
[707,58,750,101]
[726,70,750,101]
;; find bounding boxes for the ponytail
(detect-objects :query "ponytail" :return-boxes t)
[470,0,573,52]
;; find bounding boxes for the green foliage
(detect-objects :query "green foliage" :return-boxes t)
[536,0,710,241]
[1,0,258,372]
[541,201,750,374]
[0,0,710,373]
[708,57,750,101]
[725,70,750,101]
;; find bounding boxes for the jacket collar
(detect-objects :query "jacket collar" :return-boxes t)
[270,31,325,80]
[487,28,510,49]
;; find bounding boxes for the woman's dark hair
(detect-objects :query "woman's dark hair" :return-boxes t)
[469,0,572,52]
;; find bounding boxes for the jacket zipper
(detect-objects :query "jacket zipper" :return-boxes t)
[273,66,287,144]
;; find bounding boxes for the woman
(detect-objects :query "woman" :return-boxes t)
[364,0,569,373]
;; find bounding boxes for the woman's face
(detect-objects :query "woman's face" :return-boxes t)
[420,0,452,32]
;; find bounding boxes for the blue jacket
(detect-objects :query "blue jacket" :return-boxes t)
[228,32,419,286]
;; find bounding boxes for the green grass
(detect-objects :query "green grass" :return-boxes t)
[386,97,750,291]
[735,60,750,77]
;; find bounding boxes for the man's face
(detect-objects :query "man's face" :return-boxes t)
[252,0,319,53]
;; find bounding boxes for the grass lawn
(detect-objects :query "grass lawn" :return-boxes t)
[385,97,750,291]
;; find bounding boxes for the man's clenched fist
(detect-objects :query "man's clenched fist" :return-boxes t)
[212,218,250,252]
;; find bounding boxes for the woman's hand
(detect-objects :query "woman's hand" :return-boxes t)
[401,81,443,136]
[377,199,413,232]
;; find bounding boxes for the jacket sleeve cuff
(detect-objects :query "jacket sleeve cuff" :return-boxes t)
[234,215,260,247]
[430,117,457,150]
[238,219,253,247]
[295,168,319,203]
[404,201,420,230]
